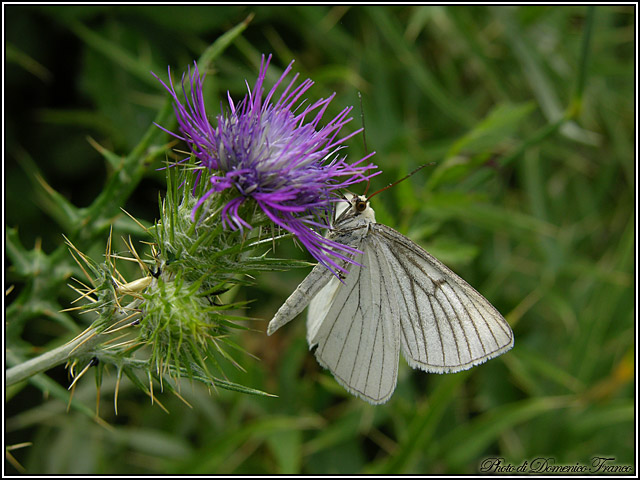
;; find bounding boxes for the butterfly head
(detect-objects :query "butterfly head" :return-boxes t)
[334,193,376,227]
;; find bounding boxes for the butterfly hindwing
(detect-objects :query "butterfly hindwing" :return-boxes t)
[307,274,342,345]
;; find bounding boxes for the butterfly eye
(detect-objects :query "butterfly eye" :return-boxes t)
[355,199,368,212]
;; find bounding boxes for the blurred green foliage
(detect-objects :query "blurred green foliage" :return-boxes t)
[4,4,634,475]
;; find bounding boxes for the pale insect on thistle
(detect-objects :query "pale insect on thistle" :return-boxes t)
[267,166,514,404]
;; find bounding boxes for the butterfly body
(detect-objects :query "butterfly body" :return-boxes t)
[268,194,514,404]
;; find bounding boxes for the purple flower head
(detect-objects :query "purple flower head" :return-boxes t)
[154,54,379,275]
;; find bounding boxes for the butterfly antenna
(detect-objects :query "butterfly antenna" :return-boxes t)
[358,92,372,197]
[367,163,435,200]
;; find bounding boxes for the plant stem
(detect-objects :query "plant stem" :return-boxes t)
[5,327,104,387]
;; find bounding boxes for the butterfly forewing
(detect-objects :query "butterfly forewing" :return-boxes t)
[309,236,400,404]
[372,223,514,373]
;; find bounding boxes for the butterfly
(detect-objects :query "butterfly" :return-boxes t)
[267,193,514,404]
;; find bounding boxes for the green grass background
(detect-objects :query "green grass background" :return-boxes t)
[5,5,635,474]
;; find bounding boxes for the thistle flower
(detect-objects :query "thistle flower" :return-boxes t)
[154,55,378,274]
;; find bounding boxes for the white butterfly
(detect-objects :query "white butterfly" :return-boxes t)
[267,193,514,404]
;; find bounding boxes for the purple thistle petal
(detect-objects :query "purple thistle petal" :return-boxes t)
[154,54,379,276]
